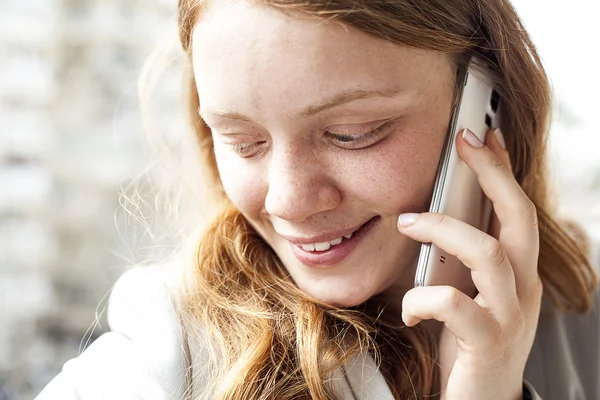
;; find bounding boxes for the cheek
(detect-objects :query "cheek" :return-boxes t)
[213,144,267,214]
[341,128,445,213]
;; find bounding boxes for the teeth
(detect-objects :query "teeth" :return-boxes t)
[299,233,353,252]
[301,243,315,251]
[314,242,331,251]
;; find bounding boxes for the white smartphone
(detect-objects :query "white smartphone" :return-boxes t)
[414,62,501,297]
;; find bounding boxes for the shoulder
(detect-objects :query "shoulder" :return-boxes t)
[108,264,187,368]
[524,239,600,399]
[35,264,190,400]
[108,264,183,341]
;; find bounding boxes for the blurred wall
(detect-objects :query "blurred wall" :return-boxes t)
[0,1,180,398]
[0,0,598,399]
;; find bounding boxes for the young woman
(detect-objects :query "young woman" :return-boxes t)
[36,0,599,399]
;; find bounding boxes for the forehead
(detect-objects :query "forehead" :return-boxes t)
[190,1,453,120]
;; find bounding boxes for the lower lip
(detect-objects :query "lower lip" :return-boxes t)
[289,216,380,268]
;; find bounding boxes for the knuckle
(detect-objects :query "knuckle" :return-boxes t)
[442,287,465,313]
[431,213,448,230]
[480,235,506,268]
[487,154,504,169]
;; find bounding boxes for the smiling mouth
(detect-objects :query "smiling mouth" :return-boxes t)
[294,221,366,252]
[297,234,351,252]
[288,216,381,268]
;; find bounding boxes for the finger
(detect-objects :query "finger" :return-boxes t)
[402,285,498,348]
[398,212,519,318]
[485,128,511,241]
[456,129,540,292]
[484,128,511,171]
[483,129,543,315]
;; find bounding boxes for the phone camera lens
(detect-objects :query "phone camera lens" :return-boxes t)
[490,90,500,113]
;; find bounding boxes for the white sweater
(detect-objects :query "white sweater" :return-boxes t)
[34,265,398,399]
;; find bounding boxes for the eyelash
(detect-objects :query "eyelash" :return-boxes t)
[229,142,265,156]
[225,122,390,157]
[324,122,389,149]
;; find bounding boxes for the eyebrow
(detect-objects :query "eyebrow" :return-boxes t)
[198,88,405,122]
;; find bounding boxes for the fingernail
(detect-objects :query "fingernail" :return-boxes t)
[398,213,420,228]
[494,128,506,150]
[461,128,484,148]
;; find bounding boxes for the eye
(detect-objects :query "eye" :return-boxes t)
[226,141,267,158]
[325,122,390,149]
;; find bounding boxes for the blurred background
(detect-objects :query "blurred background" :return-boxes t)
[0,0,599,398]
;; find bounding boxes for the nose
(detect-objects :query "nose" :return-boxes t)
[264,149,341,222]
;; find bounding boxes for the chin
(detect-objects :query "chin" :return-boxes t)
[298,281,377,308]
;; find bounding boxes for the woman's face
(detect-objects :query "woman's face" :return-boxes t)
[192,1,456,307]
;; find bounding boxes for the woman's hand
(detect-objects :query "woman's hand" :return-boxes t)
[398,128,543,400]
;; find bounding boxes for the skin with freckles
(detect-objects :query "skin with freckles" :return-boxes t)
[192,1,456,307]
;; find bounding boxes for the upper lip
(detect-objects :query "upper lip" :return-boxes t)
[278,218,372,245]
